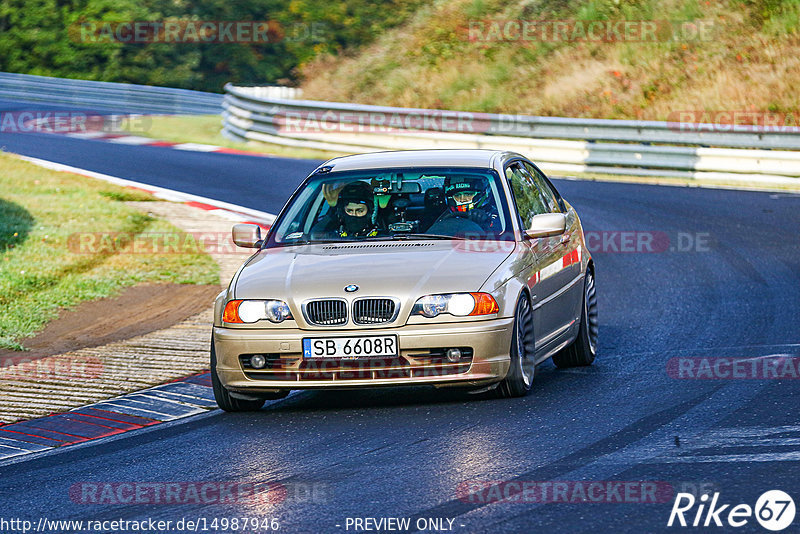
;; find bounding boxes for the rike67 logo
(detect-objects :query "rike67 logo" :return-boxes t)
[668,490,795,531]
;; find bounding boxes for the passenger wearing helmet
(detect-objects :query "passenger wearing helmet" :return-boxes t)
[427,176,498,235]
[335,181,382,238]
[370,176,400,228]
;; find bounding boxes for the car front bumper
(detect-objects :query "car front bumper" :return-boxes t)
[213,318,514,392]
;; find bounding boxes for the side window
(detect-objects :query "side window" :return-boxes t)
[505,162,549,228]
[523,162,561,213]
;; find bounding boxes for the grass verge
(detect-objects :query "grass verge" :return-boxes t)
[0,152,219,351]
[128,114,341,161]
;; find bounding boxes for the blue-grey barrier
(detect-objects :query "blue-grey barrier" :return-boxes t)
[0,72,222,115]
[222,83,800,182]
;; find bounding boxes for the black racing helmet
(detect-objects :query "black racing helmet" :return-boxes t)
[443,175,489,213]
[337,181,374,211]
[337,181,374,234]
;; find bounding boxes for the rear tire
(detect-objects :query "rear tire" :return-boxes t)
[497,294,536,398]
[211,337,266,412]
[552,268,597,368]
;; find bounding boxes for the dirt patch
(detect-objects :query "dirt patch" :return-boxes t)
[0,283,220,364]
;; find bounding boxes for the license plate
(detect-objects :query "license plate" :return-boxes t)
[302,335,398,359]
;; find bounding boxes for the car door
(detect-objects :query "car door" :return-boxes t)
[523,161,584,332]
[505,161,575,351]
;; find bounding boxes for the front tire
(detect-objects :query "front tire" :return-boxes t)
[552,268,598,368]
[497,294,536,398]
[211,337,266,412]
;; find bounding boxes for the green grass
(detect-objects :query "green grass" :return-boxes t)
[126,114,344,161]
[98,190,158,202]
[761,0,800,36]
[0,153,219,351]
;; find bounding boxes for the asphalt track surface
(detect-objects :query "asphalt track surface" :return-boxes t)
[1,98,799,533]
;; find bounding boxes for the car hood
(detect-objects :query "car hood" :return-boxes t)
[233,241,514,307]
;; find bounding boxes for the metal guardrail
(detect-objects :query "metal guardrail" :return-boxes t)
[222,83,800,182]
[230,85,303,100]
[0,72,222,114]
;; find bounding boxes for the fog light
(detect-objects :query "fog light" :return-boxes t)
[250,354,267,369]
[446,348,462,363]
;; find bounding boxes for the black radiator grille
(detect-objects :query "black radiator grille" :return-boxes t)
[352,298,396,325]
[305,299,348,326]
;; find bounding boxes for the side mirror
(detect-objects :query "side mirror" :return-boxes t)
[232,223,263,248]
[524,213,567,239]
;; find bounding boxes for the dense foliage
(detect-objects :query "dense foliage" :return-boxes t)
[0,0,424,92]
[298,0,800,119]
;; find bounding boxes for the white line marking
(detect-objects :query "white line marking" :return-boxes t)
[106,135,157,145]
[15,155,277,223]
[173,142,223,152]
[65,131,111,139]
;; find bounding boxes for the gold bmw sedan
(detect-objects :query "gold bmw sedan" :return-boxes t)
[211,150,597,411]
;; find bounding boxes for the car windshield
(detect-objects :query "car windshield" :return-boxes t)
[266,167,513,247]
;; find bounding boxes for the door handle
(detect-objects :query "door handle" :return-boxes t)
[560,233,571,245]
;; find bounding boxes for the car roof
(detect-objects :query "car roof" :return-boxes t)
[318,149,523,173]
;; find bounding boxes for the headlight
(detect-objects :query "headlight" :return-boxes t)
[411,293,499,318]
[222,299,293,324]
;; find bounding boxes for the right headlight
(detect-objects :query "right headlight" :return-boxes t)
[222,299,293,324]
[411,293,499,318]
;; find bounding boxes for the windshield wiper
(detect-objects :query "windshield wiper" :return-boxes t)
[386,233,465,240]
[281,238,349,246]
[283,234,467,246]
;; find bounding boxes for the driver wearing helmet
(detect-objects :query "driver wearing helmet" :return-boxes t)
[439,176,498,231]
[335,181,382,238]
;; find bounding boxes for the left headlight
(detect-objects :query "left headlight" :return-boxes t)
[411,293,499,318]
[222,299,293,324]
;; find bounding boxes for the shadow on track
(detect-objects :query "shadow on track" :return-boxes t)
[262,386,491,413]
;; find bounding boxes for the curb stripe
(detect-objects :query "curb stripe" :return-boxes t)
[0,429,68,445]
[0,437,51,453]
[60,414,139,431]
[74,407,159,426]
[54,129,272,158]
[148,140,178,147]
[0,157,283,464]
[0,372,216,463]
[185,201,223,211]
